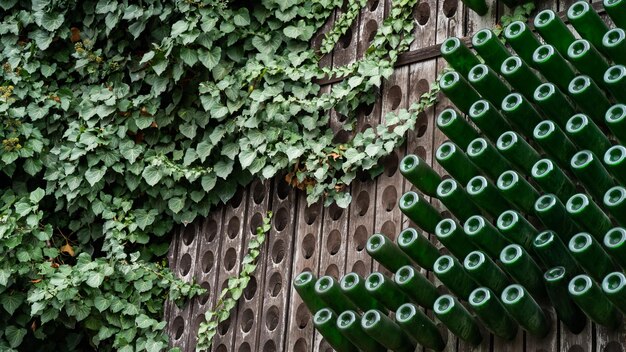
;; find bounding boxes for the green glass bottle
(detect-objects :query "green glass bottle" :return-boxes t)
[500,245,547,300]
[534,195,581,242]
[501,284,550,337]
[463,215,511,258]
[472,29,511,72]
[434,255,478,299]
[544,267,587,334]
[468,287,519,340]
[568,75,612,125]
[567,39,611,85]
[534,9,577,57]
[496,131,541,174]
[532,45,577,94]
[605,186,626,226]
[466,137,512,180]
[566,193,614,242]
[433,294,483,346]
[604,0,626,29]
[602,272,626,314]
[336,310,385,352]
[399,191,443,234]
[395,265,439,309]
[604,145,626,185]
[496,170,540,214]
[565,114,612,159]
[366,233,414,273]
[533,230,581,274]
[602,28,626,66]
[531,159,577,202]
[435,141,480,185]
[604,66,626,105]
[468,64,511,108]
[436,178,482,223]
[464,250,511,295]
[466,175,512,218]
[469,101,512,143]
[497,210,537,251]
[400,154,442,197]
[361,309,416,352]
[364,272,410,312]
[440,37,481,78]
[569,232,616,282]
[567,1,610,53]
[533,120,577,168]
[570,152,616,203]
[314,309,359,352]
[504,21,542,66]
[439,70,481,114]
[462,0,488,16]
[294,271,326,314]
[437,108,480,150]
[397,227,440,271]
[396,303,446,352]
[605,105,626,145]
[315,276,360,313]
[435,218,477,260]
[604,228,626,270]
[500,57,543,101]
[568,274,622,329]
[340,273,388,314]
[533,84,576,129]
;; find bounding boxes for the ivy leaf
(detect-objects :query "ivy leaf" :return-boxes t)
[283,26,302,39]
[214,160,234,179]
[134,280,154,293]
[285,145,304,161]
[179,48,198,67]
[2,293,24,315]
[171,20,189,37]
[5,326,26,348]
[196,141,213,162]
[85,166,107,187]
[142,165,163,186]
[29,188,45,203]
[0,269,9,286]
[199,47,221,70]
[135,209,158,230]
[94,296,110,313]
[168,197,185,214]
[201,174,217,192]
[239,149,256,169]
[86,272,105,288]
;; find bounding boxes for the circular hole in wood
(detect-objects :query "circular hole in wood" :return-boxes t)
[230,187,244,208]
[351,260,367,276]
[414,2,431,25]
[332,129,351,144]
[381,221,396,239]
[387,85,403,110]
[337,113,348,122]
[382,185,398,212]
[182,224,195,246]
[244,275,257,300]
[201,250,214,273]
[312,33,323,52]
[356,190,370,216]
[296,302,310,329]
[415,145,427,160]
[368,0,379,11]
[241,308,254,333]
[276,177,290,200]
[205,219,218,242]
[199,281,211,305]
[272,239,286,264]
[265,306,280,331]
[326,230,341,255]
[194,314,206,332]
[357,169,370,182]
[365,20,378,43]
[239,343,251,352]
[304,203,320,225]
[294,338,307,352]
[416,119,428,137]
[325,264,340,278]
[328,202,344,220]
[301,233,316,259]
[568,346,584,352]
[382,152,399,177]
[339,27,353,49]
[274,207,289,231]
[218,316,231,335]
[253,181,266,204]
[172,316,185,340]
[355,225,368,251]
[263,340,277,352]
[179,253,192,276]
[443,0,458,17]
[224,248,237,271]
[417,79,430,96]
[268,272,282,297]
[359,101,375,116]
[604,342,624,352]
[250,212,263,235]
[227,216,240,239]
[216,344,227,352]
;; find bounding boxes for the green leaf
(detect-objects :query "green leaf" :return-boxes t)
[94,296,110,313]
[2,293,24,315]
[86,272,105,288]
[85,166,107,187]
[142,165,163,186]
[214,159,234,179]
[199,47,221,70]
[135,209,158,230]
[196,140,213,162]
[168,197,185,214]
[171,20,189,37]
[5,326,26,348]
[29,188,45,203]
[201,174,217,192]
[180,47,198,66]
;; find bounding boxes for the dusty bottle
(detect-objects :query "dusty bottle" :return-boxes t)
[466,137,512,180]
[604,66,626,105]
[534,195,581,241]
[469,101,512,143]
[604,186,626,226]
[436,178,482,223]
[472,29,511,71]
[395,265,439,309]
[604,145,626,185]
[361,309,416,352]
[336,310,385,352]
[604,0,626,29]
[435,218,477,260]
[468,287,518,340]
[566,115,612,159]
[365,272,410,312]
[466,175,512,218]
[604,228,626,270]
[605,105,626,145]
[501,284,550,337]
[314,309,359,352]
[568,75,612,125]
[533,120,577,168]
[500,57,544,101]
[533,230,581,274]
[531,159,577,202]
[462,0,489,16]
[437,108,480,150]
[435,141,480,185]
[497,131,541,174]
[544,266,587,334]
[567,39,610,85]
[567,1,610,53]
[569,232,616,282]
[533,84,576,129]
[468,64,511,107]
[340,273,388,314]
[566,193,614,242]
[570,151,615,203]
[396,303,445,351]
[532,45,577,94]
[366,233,414,273]
[434,255,478,299]
[399,191,443,234]
[397,228,440,271]
[603,28,626,66]
[440,37,481,78]
[315,276,360,313]
[497,210,537,251]
[602,272,626,314]
[400,154,442,197]
[500,244,547,300]
[294,271,327,314]
[464,250,511,295]
[534,10,577,56]
[497,170,541,214]
[439,71,481,114]
[434,294,483,346]
[568,274,622,329]
[504,21,543,66]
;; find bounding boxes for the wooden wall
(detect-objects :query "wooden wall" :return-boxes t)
[164,0,626,351]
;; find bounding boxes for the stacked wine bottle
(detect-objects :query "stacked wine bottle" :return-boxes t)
[294,1,626,350]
